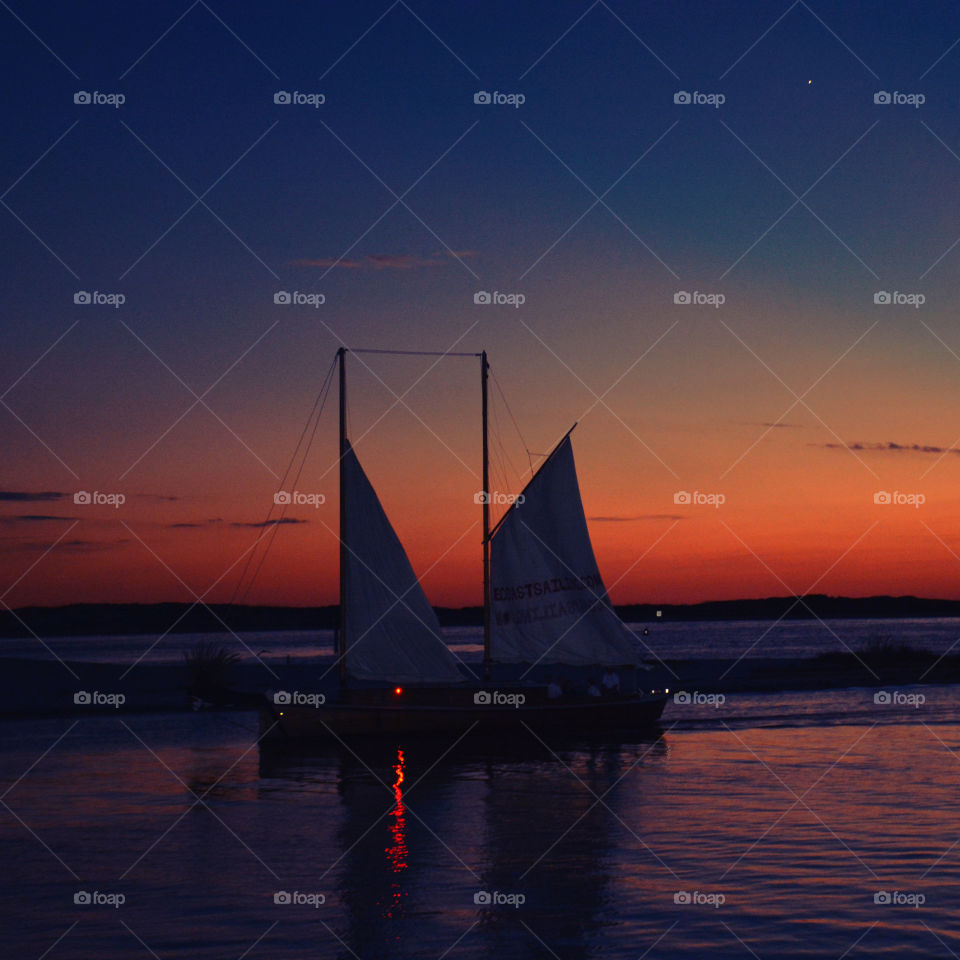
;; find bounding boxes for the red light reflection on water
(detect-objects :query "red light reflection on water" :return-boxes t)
[382,747,408,919]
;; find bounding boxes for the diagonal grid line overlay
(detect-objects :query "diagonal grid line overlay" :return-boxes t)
[319,0,478,82]
[120,718,280,879]
[117,521,281,678]
[716,519,881,679]
[519,721,683,881]
[511,514,682,678]
[320,119,479,278]
[917,722,960,878]
[719,0,878,80]
[119,120,280,279]
[314,515,479,681]
[0,600,80,679]
[516,317,680,478]
[719,722,881,880]
[718,318,880,480]
[116,317,280,480]
[312,120,480,282]
[919,120,960,279]
[119,0,278,79]
[914,523,960,678]
[1,798,79,877]
[719,119,879,281]
[316,720,483,882]
[519,0,678,80]
[0,0,78,76]
[1,721,78,801]
[0,199,79,278]
[519,120,680,280]
[716,316,881,480]
[310,325,485,490]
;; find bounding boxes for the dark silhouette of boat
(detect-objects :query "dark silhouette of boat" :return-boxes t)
[259,348,668,741]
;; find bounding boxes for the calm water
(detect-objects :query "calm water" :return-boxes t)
[3,616,960,663]
[3,690,960,958]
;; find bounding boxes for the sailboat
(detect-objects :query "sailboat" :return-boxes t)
[259,348,668,740]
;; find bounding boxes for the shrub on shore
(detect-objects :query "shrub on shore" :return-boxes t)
[184,640,240,695]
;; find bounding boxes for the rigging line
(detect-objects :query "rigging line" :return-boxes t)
[239,362,337,602]
[488,400,515,496]
[348,348,481,358]
[491,370,534,477]
[231,355,338,603]
[490,399,522,492]
[489,411,512,496]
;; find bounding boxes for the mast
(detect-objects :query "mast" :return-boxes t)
[338,346,347,686]
[481,351,491,681]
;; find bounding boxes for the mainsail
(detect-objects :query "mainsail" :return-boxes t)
[342,443,466,683]
[489,435,639,666]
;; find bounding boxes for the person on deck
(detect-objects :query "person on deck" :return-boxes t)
[547,677,563,699]
[602,669,620,695]
[586,678,601,698]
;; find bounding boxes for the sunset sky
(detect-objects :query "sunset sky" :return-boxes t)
[3,1,960,609]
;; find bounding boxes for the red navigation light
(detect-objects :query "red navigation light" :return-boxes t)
[394,686,403,696]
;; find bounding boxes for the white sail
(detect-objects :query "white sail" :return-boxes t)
[489,435,638,666]
[342,443,466,683]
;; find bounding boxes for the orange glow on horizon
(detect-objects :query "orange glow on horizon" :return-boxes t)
[6,328,960,610]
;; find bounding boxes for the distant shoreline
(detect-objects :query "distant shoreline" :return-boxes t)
[3,595,960,638]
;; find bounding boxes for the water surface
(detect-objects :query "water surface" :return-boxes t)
[3,689,960,957]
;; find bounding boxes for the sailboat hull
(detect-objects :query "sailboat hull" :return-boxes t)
[259,691,668,741]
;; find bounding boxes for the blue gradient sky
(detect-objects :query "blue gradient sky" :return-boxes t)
[3,1,960,607]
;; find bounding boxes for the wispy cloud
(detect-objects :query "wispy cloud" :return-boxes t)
[0,514,76,523]
[231,518,307,528]
[4,538,130,553]
[590,514,686,522]
[169,518,223,529]
[367,253,443,269]
[292,257,363,269]
[817,441,960,456]
[0,491,67,502]
[292,250,476,271]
